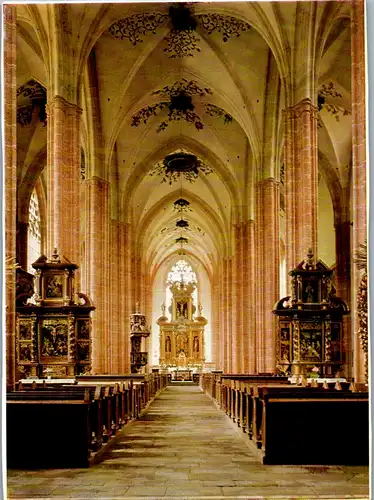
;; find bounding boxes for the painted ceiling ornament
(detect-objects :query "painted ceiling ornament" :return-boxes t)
[173,198,192,213]
[317,82,351,128]
[132,78,232,132]
[108,3,251,58]
[176,236,188,246]
[149,151,213,184]
[17,79,47,126]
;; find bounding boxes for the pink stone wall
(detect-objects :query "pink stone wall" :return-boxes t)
[4,5,17,390]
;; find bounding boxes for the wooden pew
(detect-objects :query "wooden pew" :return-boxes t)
[7,388,95,468]
[258,386,369,465]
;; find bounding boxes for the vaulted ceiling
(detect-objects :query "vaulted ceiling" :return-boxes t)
[16,2,352,279]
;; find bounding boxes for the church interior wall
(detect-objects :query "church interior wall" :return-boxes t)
[5,1,367,387]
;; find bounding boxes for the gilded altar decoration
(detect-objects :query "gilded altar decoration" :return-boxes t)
[41,319,68,357]
[273,250,348,377]
[158,259,207,371]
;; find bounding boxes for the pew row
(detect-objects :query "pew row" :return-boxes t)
[7,373,168,468]
[200,373,369,466]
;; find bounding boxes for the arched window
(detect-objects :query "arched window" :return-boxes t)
[165,259,198,319]
[27,189,41,273]
[167,259,197,285]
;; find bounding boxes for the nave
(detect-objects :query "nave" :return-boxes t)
[7,385,369,499]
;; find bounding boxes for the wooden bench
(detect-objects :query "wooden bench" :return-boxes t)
[7,388,95,468]
[259,386,369,465]
[8,373,168,468]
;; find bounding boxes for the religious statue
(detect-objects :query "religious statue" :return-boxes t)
[176,302,188,319]
[193,336,199,352]
[161,303,166,316]
[305,284,314,303]
[165,336,171,353]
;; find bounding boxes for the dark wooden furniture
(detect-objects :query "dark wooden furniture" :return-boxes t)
[7,373,168,469]
[273,250,349,378]
[16,250,95,379]
[200,373,369,466]
[259,386,369,465]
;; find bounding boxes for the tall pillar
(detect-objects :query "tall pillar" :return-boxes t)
[16,220,28,270]
[46,95,82,266]
[86,177,110,374]
[256,179,280,373]
[4,5,17,391]
[255,185,265,373]
[121,222,131,373]
[109,220,132,374]
[232,225,242,372]
[243,220,256,373]
[351,0,367,382]
[211,280,220,368]
[110,220,121,373]
[283,98,318,273]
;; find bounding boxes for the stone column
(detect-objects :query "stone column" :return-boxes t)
[232,224,242,372]
[351,0,367,382]
[283,98,318,273]
[4,5,17,390]
[256,179,280,373]
[110,220,121,373]
[243,220,256,373]
[121,222,131,373]
[211,280,220,368]
[16,220,28,270]
[220,259,230,372]
[86,177,110,374]
[46,95,82,267]
[335,221,351,305]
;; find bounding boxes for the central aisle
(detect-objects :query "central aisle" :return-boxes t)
[7,385,369,499]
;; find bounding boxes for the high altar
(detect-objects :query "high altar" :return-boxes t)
[157,278,207,371]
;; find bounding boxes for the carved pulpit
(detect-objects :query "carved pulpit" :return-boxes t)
[130,305,151,373]
[15,249,95,379]
[273,249,349,377]
[157,276,207,370]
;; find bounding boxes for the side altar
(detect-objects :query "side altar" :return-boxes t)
[157,277,207,371]
[273,250,349,377]
[15,249,95,379]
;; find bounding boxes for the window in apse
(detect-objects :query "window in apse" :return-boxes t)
[27,189,41,273]
[166,260,198,317]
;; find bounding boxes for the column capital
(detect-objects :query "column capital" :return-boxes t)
[256,177,281,189]
[46,95,82,117]
[85,176,110,188]
[282,97,318,120]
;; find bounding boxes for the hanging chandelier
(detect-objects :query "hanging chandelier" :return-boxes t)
[149,151,213,184]
[109,3,251,58]
[131,79,232,132]
[176,219,189,229]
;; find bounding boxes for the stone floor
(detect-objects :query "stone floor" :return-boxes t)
[7,385,369,499]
